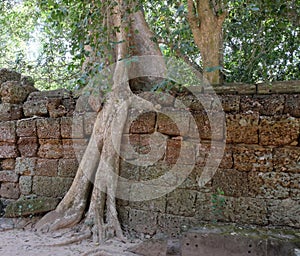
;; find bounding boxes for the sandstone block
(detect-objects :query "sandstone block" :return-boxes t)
[0,103,23,121]
[259,116,299,146]
[58,159,78,177]
[37,118,60,139]
[47,98,67,118]
[212,169,248,197]
[0,69,21,84]
[19,175,32,195]
[32,176,73,198]
[0,170,19,183]
[4,197,59,218]
[60,116,84,139]
[15,157,36,176]
[157,213,198,237]
[226,112,259,144]
[130,111,156,134]
[267,199,300,228]
[27,89,71,101]
[0,159,15,170]
[0,121,16,142]
[248,171,290,199]
[38,139,63,159]
[220,95,240,113]
[130,196,166,213]
[23,100,48,117]
[16,119,36,137]
[36,159,58,176]
[157,110,190,136]
[0,143,18,158]
[62,139,87,160]
[273,147,300,173]
[0,81,28,104]
[284,95,300,117]
[166,139,196,165]
[128,209,158,235]
[0,182,20,199]
[233,197,268,225]
[191,111,225,140]
[233,145,273,172]
[17,137,38,157]
[166,189,197,217]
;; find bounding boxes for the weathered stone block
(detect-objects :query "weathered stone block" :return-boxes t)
[19,175,32,195]
[220,95,240,113]
[196,142,233,169]
[0,159,15,170]
[36,159,58,176]
[0,81,28,104]
[233,145,273,172]
[175,94,206,111]
[32,176,73,198]
[0,103,23,121]
[166,189,197,217]
[47,98,67,118]
[166,139,196,165]
[0,121,16,142]
[37,118,60,139]
[290,173,300,199]
[0,182,20,199]
[16,119,36,137]
[157,213,198,237]
[226,112,259,144]
[0,170,18,182]
[27,89,71,101]
[0,143,18,158]
[212,169,248,197]
[15,157,36,176]
[130,195,166,213]
[62,139,87,159]
[58,159,78,177]
[157,110,190,136]
[273,147,300,173]
[130,111,156,134]
[0,68,21,84]
[38,139,63,159]
[128,209,158,235]
[138,91,174,107]
[83,112,97,135]
[241,95,285,115]
[267,199,300,228]
[17,137,38,157]
[248,171,290,199]
[119,159,140,181]
[191,111,225,140]
[60,116,84,139]
[4,197,59,217]
[23,100,48,117]
[285,95,300,117]
[233,197,268,225]
[259,116,299,146]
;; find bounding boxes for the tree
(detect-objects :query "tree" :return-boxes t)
[187,0,227,85]
[35,0,163,243]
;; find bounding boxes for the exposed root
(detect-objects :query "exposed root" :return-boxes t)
[49,230,92,247]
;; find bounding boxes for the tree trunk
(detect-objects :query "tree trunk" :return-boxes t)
[35,2,162,243]
[187,0,227,85]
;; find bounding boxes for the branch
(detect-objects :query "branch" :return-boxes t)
[187,0,199,31]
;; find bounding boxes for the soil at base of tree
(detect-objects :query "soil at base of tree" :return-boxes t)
[0,217,141,256]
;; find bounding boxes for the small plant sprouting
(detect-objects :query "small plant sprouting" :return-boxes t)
[211,188,225,223]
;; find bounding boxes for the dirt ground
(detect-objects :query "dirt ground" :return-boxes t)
[0,218,141,256]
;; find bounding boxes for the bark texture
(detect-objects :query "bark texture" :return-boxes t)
[35,2,162,243]
[187,0,227,85]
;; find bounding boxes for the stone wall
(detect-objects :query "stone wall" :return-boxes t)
[0,69,96,215]
[0,68,299,236]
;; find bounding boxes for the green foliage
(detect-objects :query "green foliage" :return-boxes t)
[211,188,225,223]
[0,0,299,91]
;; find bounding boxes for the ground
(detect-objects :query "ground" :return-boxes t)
[0,218,141,256]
